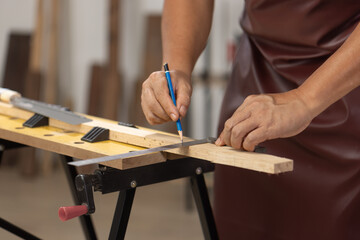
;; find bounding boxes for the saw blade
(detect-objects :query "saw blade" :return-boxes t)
[69,137,216,167]
[12,97,92,125]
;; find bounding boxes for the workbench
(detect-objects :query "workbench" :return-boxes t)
[0,101,293,239]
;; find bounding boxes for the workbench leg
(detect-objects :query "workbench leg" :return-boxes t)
[0,217,41,240]
[109,189,136,240]
[190,174,219,240]
[61,156,97,240]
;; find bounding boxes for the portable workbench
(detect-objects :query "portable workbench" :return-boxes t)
[0,100,293,239]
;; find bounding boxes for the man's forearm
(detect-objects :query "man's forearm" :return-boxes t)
[162,0,214,75]
[297,23,360,118]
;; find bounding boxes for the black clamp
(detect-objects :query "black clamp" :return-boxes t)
[23,113,49,128]
[118,122,137,129]
[75,171,102,215]
[81,127,109,143]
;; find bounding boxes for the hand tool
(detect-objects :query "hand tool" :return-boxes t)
[0,88,91,125]
[163,63,183,142]
[69,137,216,167]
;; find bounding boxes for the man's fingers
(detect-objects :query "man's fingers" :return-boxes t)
[176,80,192,117]
[153,77,180,121]
[242,127,267,151]
[141,70,192,125]
[215,107,262,150]
[146,101,172,123]
[230,119,258,149]
[216,124,266,152]
[141,100,170,125]
[215,131,225,146]
[219,110,251,147]
[141,85,171,124]
[144,111,166,125]
[215,92,314,151]
[154,90,179,121]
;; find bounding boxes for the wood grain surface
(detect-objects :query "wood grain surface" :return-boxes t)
[0,102,293,174]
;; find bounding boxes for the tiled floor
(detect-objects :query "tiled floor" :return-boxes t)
[0,163,211,240]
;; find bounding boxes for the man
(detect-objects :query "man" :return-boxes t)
[141,0,360,239]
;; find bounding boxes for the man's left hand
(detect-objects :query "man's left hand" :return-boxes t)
[215,90,314,151]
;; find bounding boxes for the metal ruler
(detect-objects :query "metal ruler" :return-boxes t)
[69,137,216,167]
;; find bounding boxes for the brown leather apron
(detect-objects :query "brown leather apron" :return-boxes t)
[214,1,360,239]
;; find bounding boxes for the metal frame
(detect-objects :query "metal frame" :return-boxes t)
[1,138,219,240]
[83,157,219,240]
[0,218,41,240]
[0,140,98,240]
[190,174,218,239]
[102,171,219,240]
[109,189,136,239]
[0,140,41,240]
[60,156,97,240]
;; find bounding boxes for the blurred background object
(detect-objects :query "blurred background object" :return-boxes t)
[0,0,244,239]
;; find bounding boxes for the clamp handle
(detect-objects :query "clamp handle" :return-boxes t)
[0,88,21,103]
[58,205,88,221]
[58,173,100,222]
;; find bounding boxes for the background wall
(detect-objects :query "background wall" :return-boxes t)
[0,0,36,85]
[0,1,245,239]
[0,0,244,138]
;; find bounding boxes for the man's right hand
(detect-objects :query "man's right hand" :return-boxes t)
[141,0,213,125]
[141,69,192,125]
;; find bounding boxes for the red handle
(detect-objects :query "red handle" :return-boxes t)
[58,205,88,221]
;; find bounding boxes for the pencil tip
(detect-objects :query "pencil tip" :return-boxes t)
[178,130,183,143]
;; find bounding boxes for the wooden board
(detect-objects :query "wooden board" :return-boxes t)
[0,114,166,170]
[40,0,60,175]
[1,33,31,169]
[2,33,31,92]
[43,0,59,105]
[87,0,121,120]
[101,0,121,120]
[0,102,293,174]
[25,0,43,100]
[87,64,104,116]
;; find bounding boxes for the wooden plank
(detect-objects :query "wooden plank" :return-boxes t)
[1,33,32,168]
[0,114,166,170]
[41,0,60,175]
[87,0,121,120]
[20,0,44,177]
[87,64,104,116]
[2,33,31,93]
[25,0,43,100]
[101,0,121,120]
[0,102,293,174]
[43,0,59,105]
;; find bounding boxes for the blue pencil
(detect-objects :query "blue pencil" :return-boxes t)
[163,63,183,142]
